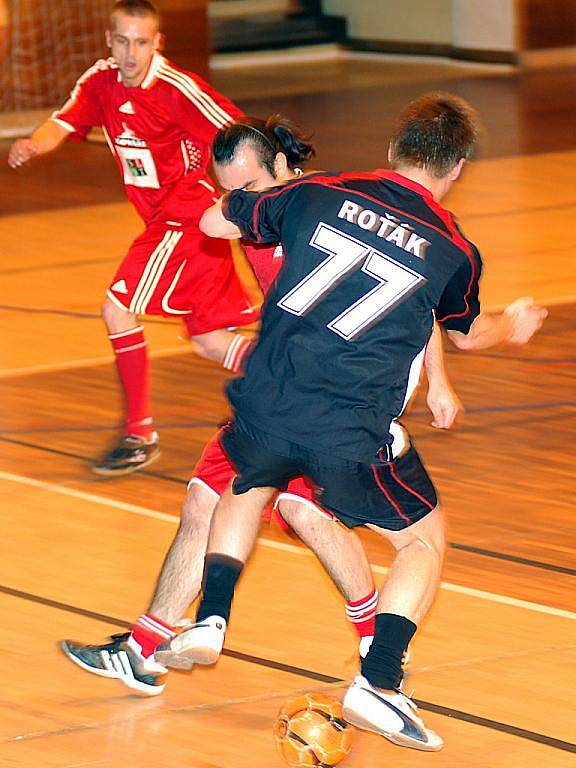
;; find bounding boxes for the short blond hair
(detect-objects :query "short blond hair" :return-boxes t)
[110,0,160,30]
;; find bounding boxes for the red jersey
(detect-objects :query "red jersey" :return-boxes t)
[243,241,284,295]
[51,53,242,223]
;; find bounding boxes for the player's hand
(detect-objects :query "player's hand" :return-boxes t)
[8,138,38,168]
[504,297,548,345]
[427,381,463,429]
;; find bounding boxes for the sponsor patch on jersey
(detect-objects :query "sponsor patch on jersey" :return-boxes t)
[126,157,148,177]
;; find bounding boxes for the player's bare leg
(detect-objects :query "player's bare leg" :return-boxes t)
[205,483,274,562]
[157,483,274,667]
[93,298,159,476]
[189,328,254,372]
[342,507,445,751]
[102,296,139,335]
[148,483,217,625]
[277,498,378,654]
[368,505,445,624]
[278,499,373,602]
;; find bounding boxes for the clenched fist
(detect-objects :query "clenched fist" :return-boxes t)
[504,297,548,345]
[8,138,38,168]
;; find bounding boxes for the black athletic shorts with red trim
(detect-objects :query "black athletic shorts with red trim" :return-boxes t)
[220,418,438,531]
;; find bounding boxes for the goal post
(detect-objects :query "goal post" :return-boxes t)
[0,0,109,136]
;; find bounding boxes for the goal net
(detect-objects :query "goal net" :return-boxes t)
[0,0,109,135]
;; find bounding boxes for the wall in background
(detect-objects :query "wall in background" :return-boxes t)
[322,0,576,65]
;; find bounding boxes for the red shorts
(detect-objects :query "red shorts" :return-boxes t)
[107,220,258,333]
[189,431,335,522]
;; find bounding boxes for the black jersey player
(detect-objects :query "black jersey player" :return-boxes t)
[166,93,547,751]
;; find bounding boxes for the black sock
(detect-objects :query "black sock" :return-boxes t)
[196,553,244,624]
[360,613,417,690]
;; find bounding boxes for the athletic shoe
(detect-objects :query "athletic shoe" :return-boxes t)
[155,615,226,670]
[342,675,443,751]
[60,633,167,696]
[92,433,160,476]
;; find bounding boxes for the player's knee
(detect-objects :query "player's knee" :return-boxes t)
[276,499,308,531]
[180,484,216,533]
[101,297,135,333]
[413,508,446,558]
[277,499,329,539]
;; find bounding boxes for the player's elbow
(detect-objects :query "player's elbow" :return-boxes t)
[199,208,240,240]
[199,208,222,238]
[446,329,474,351]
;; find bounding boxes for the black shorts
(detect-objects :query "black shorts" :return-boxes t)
[220,419,437,531]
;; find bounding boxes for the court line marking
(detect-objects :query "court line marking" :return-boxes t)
[0,345,194,379]
[1,434,572,577]
[3,585,575,755]
[0,295,573,379]
[1,469,574,622]
[6,662,575,754]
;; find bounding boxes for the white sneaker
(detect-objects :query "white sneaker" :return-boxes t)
[342,675,443,751]
[155,615,226,670]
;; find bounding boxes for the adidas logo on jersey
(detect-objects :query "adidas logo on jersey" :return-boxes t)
[111,279,129,294]
[119,100,135,114]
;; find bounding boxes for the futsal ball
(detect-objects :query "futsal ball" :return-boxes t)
[273,693,354,767]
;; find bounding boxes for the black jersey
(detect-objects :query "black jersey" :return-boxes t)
[223,170,482,463]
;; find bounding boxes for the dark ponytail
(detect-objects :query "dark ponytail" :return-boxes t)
[213,114,315,175]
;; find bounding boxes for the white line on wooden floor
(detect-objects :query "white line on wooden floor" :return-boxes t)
[1,469,574,622]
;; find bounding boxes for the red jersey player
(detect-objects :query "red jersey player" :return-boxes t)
[8,0,258,475]
[60,115,462,696]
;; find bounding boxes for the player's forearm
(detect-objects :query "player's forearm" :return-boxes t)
[448,296,547,351]
[30,119,70,154]
[199,197,242,239]
[8,119,70,168]
[447,312,513,351]
[424,321,449,386]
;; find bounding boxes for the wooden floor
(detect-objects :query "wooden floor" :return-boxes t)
[0,55,575,767]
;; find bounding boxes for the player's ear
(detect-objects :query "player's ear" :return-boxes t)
[449,158,466,181]
[274,152,288,179]
[105,29,112,48]
[387,141,394,165]
[153,31,164,52]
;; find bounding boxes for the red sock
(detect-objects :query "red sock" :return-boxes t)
[130,613,176,659]
[222,335,255,373]
[109,326,153,439]
[345,586,378,639]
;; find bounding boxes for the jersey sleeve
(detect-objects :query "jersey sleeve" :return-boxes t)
[223,186,295,243]
[168,70,243,143]
[436,243,483,333]
[51,61,105,141]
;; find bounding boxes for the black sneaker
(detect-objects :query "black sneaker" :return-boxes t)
[92,433,160,476]
[60,633,167,696]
